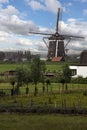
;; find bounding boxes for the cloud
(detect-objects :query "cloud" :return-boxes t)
[26,0,64,13]
[61,18,87,37]
[16,38,33,46]
[28,0,45,10]
[44,0,63,13]
[57,18,87,54]
[0,0,86,56]
[0,5,19,15]
[0,11,39,35]
[0,3,42,53]
[0,0,9,4]
[0,0,9,9]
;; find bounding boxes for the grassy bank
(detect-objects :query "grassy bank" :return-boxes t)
[0,114,87,130]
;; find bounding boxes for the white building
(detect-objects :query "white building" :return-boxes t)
[69,65,87,78]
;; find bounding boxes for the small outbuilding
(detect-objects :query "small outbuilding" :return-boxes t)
[69,50,87,78]
[69,65,87,78]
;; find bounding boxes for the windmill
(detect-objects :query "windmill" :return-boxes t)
[29,8,84,61]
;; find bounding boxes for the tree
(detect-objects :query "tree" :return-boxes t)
[45,78,51,93]
[40,60,46,73]
[41,76,45,95]
[62,64,71,90]
[60,77,65,91]
[15,67,26,94]
[10,78,16,90]
[10,77,16,96]
[31,56,46,96]
[40,60,46,95]
[23,68,32,95]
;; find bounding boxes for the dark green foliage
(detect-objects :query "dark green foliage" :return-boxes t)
[45,78,51,93]
[41,78,45,95]
[71,76,87,84]
[15,67,27,94]
[10,78,16,89]
[31,57,46,96]
[0,91,5,96]
[26,87,29,95]
[63,64,71,83]
[0,105,87,115]
[10,78,16,95]
[60,64,71,91]
[83,90,87,96]
[60,78,65,91]
[16,67,25,87]
[40,60,46,73]
[31,57,42,85]
[15,66,33,95]
[23,69,32,95]
[34,86,38,96]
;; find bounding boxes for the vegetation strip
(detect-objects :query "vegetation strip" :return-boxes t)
[0,105,87,115]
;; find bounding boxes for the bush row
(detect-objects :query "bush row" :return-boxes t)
[1,75,87,84]
[0,105,87,115]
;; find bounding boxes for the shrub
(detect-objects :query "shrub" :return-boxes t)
[83,90,87,96]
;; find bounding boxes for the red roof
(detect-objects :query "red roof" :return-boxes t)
[52,57,63,62]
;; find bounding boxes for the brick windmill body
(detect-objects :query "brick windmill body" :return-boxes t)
[29,8,84,61]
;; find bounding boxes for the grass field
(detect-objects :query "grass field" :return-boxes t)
[0,62,87,130]
[0,83,87,108]
[0,62,65,72]
[0,63,22,72]
[0,114,87,130]
[0,62,87,109]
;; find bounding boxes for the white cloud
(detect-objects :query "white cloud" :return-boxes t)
[0,0,9,4]
[26,0,64,13]
[0,3,43,53]
[0,13,39,35]
[16,38,33,46]
[61,18,87,37]
[28,0,45,10]
[59,19,87,54]
[0,0,9,9]
[0,0,86,56]
[0,5,19,18]
[44,0,63,13]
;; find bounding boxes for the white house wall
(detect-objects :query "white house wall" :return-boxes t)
[69,66,87,78]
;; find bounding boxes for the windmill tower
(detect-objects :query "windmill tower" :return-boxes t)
[47,8,65,61]
[48,40,65,60]
[29,8,84,61]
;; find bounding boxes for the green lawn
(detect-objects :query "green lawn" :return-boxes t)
[0,83,87,108]
[46,62,64,72]
[0,63,22,72]
[0,62,64,72]
[0,114,87,130]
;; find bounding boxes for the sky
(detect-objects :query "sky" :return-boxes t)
[0,0,87,56]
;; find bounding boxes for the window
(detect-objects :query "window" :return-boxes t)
[71,69,77,76]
